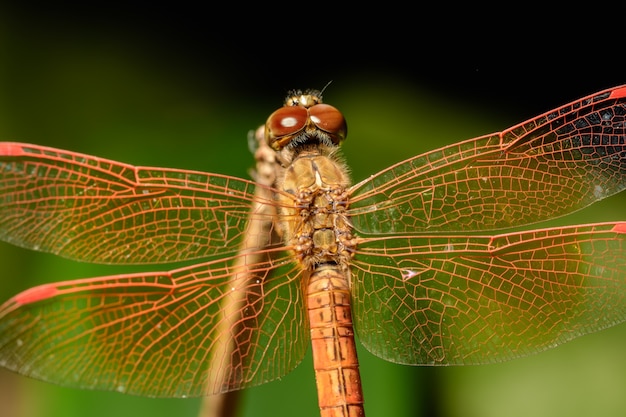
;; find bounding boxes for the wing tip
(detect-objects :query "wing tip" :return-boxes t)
[612,223,626,234]
[609,85,626,99]
[13,284,59,305]
[0,142,27,157]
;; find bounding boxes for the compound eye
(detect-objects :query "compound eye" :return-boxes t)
[309,104,347,144]
[266,106,308,139]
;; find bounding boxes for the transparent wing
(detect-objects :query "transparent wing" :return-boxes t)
[0,142,287,264]
[350,85,626,234]
[0,248,307,397]
[351,222,626,364]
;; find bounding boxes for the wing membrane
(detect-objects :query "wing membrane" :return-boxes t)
[351,222,626,365]
[350,85,626,234]
[0,143,287,264]
[0,247,307,397]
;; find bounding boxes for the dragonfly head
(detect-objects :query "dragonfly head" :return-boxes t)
[265,89,347,151]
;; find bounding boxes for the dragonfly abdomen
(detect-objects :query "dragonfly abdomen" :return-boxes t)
[308,265,364,417]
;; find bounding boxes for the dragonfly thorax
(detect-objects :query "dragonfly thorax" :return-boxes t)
[277,149,355,270]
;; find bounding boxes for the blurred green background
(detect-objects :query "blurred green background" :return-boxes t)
[1,5,626,417]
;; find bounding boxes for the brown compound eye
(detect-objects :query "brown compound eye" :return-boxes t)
[265,106,308,145]
[309,104,347,144]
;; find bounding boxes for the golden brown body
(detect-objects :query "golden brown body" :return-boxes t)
[269,93,363,416]
[277,148,362,416]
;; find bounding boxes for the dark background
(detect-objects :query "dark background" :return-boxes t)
[1,4,626,417]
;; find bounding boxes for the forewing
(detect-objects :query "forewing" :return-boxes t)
[351,223,626,365]
[0,142,284,264]
[350,86,626,234]
[0,248,307,396]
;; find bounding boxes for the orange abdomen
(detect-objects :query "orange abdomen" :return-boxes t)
[308,266,364,417]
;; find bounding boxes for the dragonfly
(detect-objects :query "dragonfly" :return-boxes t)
[1,86,626,417]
